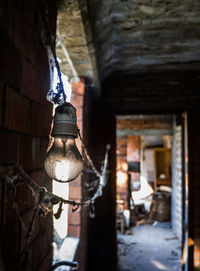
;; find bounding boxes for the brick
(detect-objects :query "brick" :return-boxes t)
[117,146,127,157]
[0,133,20,163]
[117,119,127,129]
[31,216,41,242]
[71,78,85,95]
[127,136,140,162]
[0,34,22,89]
[38,249,52,271]
[40,138,49,166]
[75,137,82,152]
[20,136,41,171]
[0,2,56,271]
[0,0,7,30]
[77,119,83,131]
[69,186,81,200]
[21,17,34,59]
[22,0,35,25]
[0,181,3,224]
[68,224,80,237]
[7,3,23,51]
[69,175,81,187]
[117,137,127,146]
[19,208,40,252]
[2,218,19,264]
[36,44,50,84]
[5,87,31,133]
[117,118,172,131]
[32,102,53,137]
[39,213,53,233]
[0,83,4,127]
[31,69,41,102]
[117,184,127,194]
[3,184,19,223]
[21,59,40,102]
[68,207,81,225]
[76,107,83,121]
[30,170,44,187]
[19,222,29,255]
[71,94,83,107]
[31,231,49,271]
[43,172,52,192]
[117,158,127,168]
[41,84,52,110]
[13,182,33,213]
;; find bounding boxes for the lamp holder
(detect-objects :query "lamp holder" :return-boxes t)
[52,102,78,138]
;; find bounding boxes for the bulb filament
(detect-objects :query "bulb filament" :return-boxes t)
[61,137,68,157]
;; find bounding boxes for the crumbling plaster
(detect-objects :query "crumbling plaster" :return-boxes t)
[79,0,200,80]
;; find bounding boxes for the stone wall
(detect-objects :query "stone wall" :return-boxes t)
[79,0,200,80]
[0,0,56,270]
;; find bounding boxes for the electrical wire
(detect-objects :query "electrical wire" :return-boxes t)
[39,0,66,105]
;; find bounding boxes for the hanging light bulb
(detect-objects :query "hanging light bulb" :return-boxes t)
[44,102,83,182]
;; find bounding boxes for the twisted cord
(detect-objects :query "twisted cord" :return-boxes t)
[39,0,66,104]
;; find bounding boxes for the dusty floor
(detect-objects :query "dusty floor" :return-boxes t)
[117,222,182,271]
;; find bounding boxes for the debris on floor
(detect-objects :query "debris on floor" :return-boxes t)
[118,223,182,271]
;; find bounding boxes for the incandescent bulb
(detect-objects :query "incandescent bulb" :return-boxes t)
[44,137,83,182]
[44,102,83,182]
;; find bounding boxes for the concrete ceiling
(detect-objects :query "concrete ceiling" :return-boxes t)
[57,0,200,82]
[56,0,96,80]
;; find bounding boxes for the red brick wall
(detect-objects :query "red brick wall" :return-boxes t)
[117,118,172,131]
[127,135,141,190]
[0,0,56,270]
[116,136,127,209]
[127,136,140,162]
[68,78,84,238]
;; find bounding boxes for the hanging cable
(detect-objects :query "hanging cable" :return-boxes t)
[39,0,66,105]
[38,0,111,208]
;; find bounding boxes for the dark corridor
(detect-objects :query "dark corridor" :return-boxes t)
[0,1,200,271]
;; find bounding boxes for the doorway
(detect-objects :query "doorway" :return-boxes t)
[116,114,188,271]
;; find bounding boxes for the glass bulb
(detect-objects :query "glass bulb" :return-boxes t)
[44,136,83,182]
